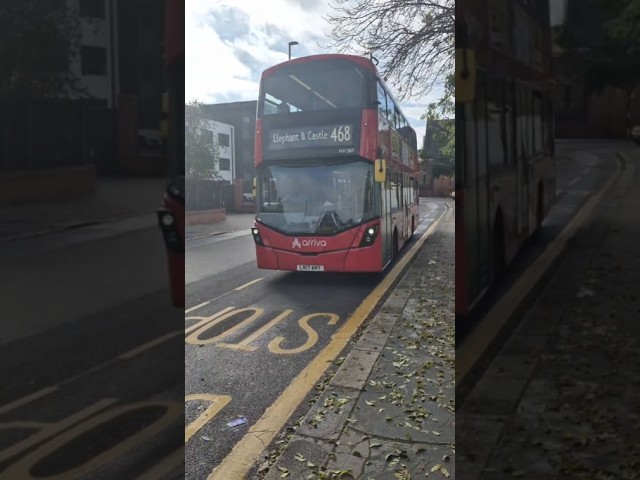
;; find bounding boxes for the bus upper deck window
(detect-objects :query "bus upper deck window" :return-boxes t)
[277,102,290,114]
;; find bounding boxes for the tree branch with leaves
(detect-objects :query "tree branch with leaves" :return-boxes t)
[185,100,219,181]
[421,73,454,178]
[0,0,84,99]
[325,0,454,101]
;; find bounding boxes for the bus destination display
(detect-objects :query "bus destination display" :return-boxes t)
[267,124,354,151]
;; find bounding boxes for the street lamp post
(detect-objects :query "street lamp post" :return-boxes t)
[288,41,299,60]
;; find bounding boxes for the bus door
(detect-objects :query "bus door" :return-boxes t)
[400,173,408,240]
[380,177,393,264]
[515,84,530,237]
[475,73,491,291]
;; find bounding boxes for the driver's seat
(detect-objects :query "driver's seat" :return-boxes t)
[316,211,339,235]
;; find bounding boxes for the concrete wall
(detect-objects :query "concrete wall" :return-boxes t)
[185,208,225,225]
[420,176,453,197]
[0,165,96,205]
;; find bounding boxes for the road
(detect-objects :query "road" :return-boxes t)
[184,198,448,480]
[0,215,184,479]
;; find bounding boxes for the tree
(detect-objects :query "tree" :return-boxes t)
[185,100,221,210]
[325,0,454,101]
[559,0,640,93]
[185,100,219,181]
[0,0,84,98]
[558,0,640,135]
[421,74,454,178]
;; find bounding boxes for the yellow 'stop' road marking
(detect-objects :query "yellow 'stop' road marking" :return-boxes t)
[456,155,623,386]
[209,204,450,479]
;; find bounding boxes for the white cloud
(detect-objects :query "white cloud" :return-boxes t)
[186,0,447,146]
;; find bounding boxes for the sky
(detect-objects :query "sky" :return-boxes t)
[185,0,446,148]
[549,0,567,26]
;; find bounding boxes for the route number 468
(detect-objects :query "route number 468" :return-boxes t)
[331,126,351,142]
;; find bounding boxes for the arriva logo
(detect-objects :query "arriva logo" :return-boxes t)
[292,238,327,248]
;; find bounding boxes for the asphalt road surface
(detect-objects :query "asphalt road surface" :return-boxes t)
[0,215,184,479]
[184,198,448,480]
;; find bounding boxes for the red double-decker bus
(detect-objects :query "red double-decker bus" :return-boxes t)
[157,0,184,307]
[251,54,420,272]
[455,0,555,317]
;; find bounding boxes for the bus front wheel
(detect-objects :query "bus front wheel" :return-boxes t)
[393,229,399,259]
[492,219,506,284]
[536,184,544,229]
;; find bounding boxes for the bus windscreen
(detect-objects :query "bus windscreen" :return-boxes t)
[257,161,376,235]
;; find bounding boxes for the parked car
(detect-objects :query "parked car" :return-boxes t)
[631,125,640,144]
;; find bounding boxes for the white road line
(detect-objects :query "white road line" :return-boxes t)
[235,278,263,291]
[119,331,183,360]
[186,301,210,313]
[0,330,184,418]
[0,387,58,415]
[187,272,278,310]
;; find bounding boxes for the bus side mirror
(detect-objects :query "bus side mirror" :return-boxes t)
[455,48,476,103]
[160,92,169,138]
[374,159,386,183]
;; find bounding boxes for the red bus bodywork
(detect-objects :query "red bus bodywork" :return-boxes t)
[455,0,555,317]
[252,54,420,272]
[158,0,185,308]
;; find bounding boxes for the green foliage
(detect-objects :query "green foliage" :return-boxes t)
[559,0,640,93]
[185,100,219,180]
[0,0,84,98]
[421,74,454,178]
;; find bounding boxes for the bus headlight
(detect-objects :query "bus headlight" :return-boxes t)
[157,209,183,253]
[160,212,175,227]
[359,224,379,247]
[251,226,264,246]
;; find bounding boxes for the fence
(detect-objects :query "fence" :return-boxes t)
[185,178,229,211]
[0,98,116,174]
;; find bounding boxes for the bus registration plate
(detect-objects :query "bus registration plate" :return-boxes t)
[297,265,324,272]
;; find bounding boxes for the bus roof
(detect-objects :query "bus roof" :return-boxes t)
[261,54,376,80]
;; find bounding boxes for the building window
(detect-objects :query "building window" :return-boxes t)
[79,0,106,19]
[202,129,214,144]
[218,133,230,147]
[81,46,107,75]
[219,158,231,171]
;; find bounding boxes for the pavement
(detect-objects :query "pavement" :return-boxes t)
[185,212,256,240]
[0,176,167,243]
[457,145,640,480]
[255,202,455,480]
